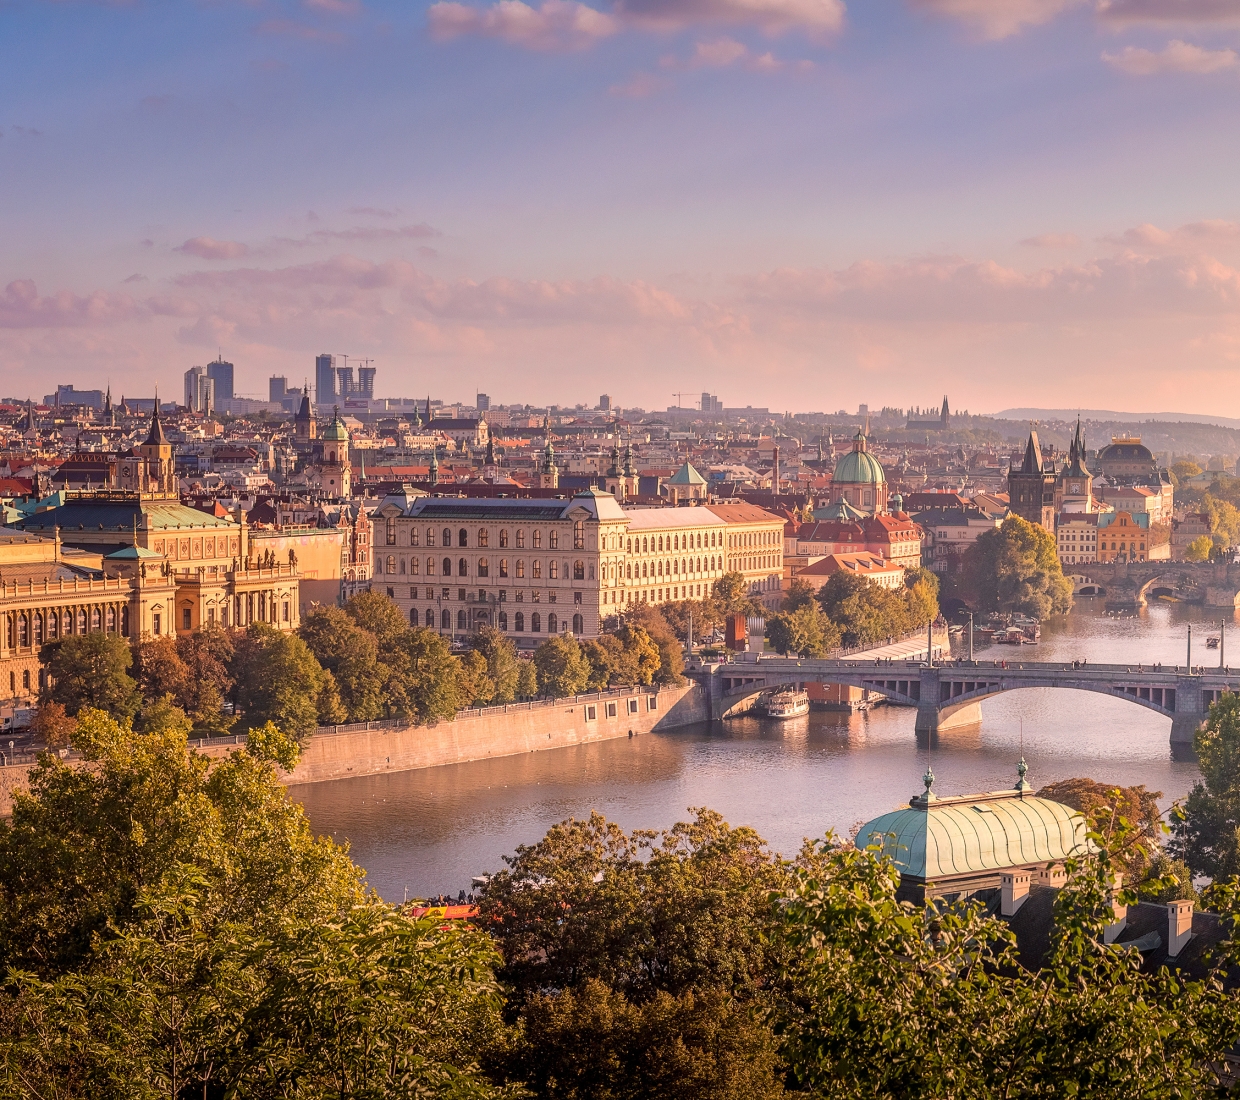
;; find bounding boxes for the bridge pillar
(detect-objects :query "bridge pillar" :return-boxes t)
[1170,675,1206,745]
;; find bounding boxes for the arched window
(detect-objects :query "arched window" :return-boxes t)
[574,520,585,549]
[515,611,525,632]
[426,609,435,627]
[499,611,508,631]
[516,529,526,548]
[641,562,647,578]
[499,529,509,548]
[548,612,558,633]
[387,555,396,574]
[443,557,452,576]
[458,609,468,630]
[573,613,583,634]
[427,557,436,575]
[533,530,542,549]
[658,537,663,552]
[459,528,468,547]
[410,608,419,626]
[91,607,101,631]
[77,608,86,633]
[533,560,542,579]
[412,557,420,575]
[549,560,559,580]
[106,606,116,632]
[443,528,451,548]
[516,560,525,578]
[499,558,509,578]
[626,563,632,579]
[478,558,489,577]
[531,612,541,633]
[626,538,632,552]
[18,614,28,647]
[573,560,585,580]
[441,609,452,630]
[478,528,489,547]
[427,527,436,546]
[48,612,58,640]
[673,535,679,550]
[673,559,679,574]
[33,613,43,646]
[458,558,468,576]
[642,537,648,553]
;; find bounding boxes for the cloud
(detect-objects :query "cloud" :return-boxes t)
[349,206,399,218]
[122,274,149,283]
[305,224,440,243]
[0,280,142,329]
[1097,0,1240,27]
[430,0,842,50]
[176,237,250,260]
[255,19,346,43]
[1103,38,1238,72]
[1104,219,1240,251]
[1020,232,1082,248]
[428,0,618,50]
[907,0,1085,39]
[659,36,815,69]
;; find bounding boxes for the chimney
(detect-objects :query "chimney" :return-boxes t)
[1000,870,1031,916]
[772,446,779,495]
[1036,863,1066,889]
[1167,899,1194,957]
[1103,872,1128,945]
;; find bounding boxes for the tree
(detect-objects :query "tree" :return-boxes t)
[1037,777,1162,883]
[962,513,1072,618]
[344,588,408,650]
[533,634,592,698]
[471,627,521,704]
[623,603,684,685]
[765,604,839,657]
[816,571,911,648]
[458,649,497,707]
[134,635,189,704]
[712,572,763,617]
[1171,458,1202,483]
[478,810,788,1099]
[40,633,140,719]
[659,598,725,645]
[231,623,342,737]
[1171,692,1240,879]
[398,626,466,722]
[28,702,75,750]
[175,627,235,733]
[516,659,539,700]
[298,605,385,722]
[903,565,940,627]
[1186,534,1213,562]
[781,577,818,613]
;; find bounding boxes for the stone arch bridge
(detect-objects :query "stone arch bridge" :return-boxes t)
[1070,561,1240,609]
[702,655,1240,742]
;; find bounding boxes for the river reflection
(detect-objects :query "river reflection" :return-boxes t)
[294,599,1228,901]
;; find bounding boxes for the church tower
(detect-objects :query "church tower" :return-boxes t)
[294,386,316,444]
[535,417,559,489]
[483,435,498,481]
[317,406,352,498]
[1055,417,1094,514]
[135,398,175,498]
[1008,431,1056,530]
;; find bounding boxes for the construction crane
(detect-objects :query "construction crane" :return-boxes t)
[672,392,691,409]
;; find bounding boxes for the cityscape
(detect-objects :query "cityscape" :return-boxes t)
[7,0,1240,1094]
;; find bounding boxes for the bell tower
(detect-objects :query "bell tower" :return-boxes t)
[135,396,175,498]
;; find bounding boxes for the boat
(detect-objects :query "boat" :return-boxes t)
[993,628,1025,645]
[761,688,810,719]
[1207,637,1221,649]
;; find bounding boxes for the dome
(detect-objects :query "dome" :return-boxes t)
[833,433,886,486]
[1097,439,1154,464]
[321,409,350,442]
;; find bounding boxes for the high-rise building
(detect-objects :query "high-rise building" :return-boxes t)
[206,357,234,402]
[476,393,491,411]
[46,385,105,410]
[700,393,722,414]
[269,376,288,403]
[357,366,376,399]
[599,394,611,411]
[183,366,215,415]
[315,353,337,408]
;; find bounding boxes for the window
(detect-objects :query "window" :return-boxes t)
[412,557,420,575]
[574,591,582,605]
[499,529,509,548]
[426,609,435,627]
[500,558,509,577]
[387,555,396,574]
[411,529,420,546]
[533,560,542,579]
[550,561,559,580]
[459,529,468,547]
[571,559,585,581]
[549,530,559,549]
[499,611,508,630]
[410,608,419,626]
[627,538,632,552]
[585,705,596,720]
[283,601,290,622]
[515,611,525,632]
[153,612,162,635]
[458,609,468,630]
[386,518,396,545]
[443,557,452,576]
[673,535,679,550]
[427,527,436,546]
[628,698,639,715]
[548,612,558,633]
[23,670,30,691]
[427,557,436,575]
[459,557,469,576]
[91,607,101,631]
[648,695,658,711]
[442,609,452,629]
[33,614,43,646]
[607,701,617,718]
[517,529,526,548]
[533,530,542,549]
[531,612,541,632]
[573,613,583,633]
[574,520,585,549]
[478,557,489,577]
[440,528,450,548]
[516,560,525,578]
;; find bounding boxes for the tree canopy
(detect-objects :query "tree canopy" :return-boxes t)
[962,514,1073,618]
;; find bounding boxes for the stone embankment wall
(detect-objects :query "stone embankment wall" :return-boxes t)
[0,681,709,813]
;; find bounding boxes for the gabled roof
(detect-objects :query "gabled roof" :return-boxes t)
[667,461,707,486]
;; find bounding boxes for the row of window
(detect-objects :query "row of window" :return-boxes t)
[409,607,585,634]
[382,521,753,556]
[385,523,587,550]
[5,604,127,648]
[381,555,730,580]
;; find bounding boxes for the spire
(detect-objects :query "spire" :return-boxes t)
[486,433,495,467]
[1020,431,1043,475]
[143,391,168,446]
[429,447,439,486]
[426,394,432,424]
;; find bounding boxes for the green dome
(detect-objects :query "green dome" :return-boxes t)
[833,432,885,486]
[321,410,350,442]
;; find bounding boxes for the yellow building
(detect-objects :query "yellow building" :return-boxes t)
[1096,510,1150,563]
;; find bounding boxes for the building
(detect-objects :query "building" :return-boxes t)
[906,397,950,432]
[315,353,337,409]
[269,376,288,403]
[1055,513,1099,565]
[701,393,723,414]
[1172,513,1212,560]
[48,385,105,410]
[794,551,906,591]
[664,462,708,505]
[1097,483,1172,526]
[599,395,611,412]
[787,512,924,572]
[705,502,786,609]
[476,393,491,412]
[1096,436,1159,482]
[303,408,352,498]
[830,429,889,514]
[1096,510,1150,562]
[913,507,1003,576]
[293,388,316,444]
[206,358,234,403]
[1054,418,1094,513]
[183,366,215,415]
[1008,431,1056,530]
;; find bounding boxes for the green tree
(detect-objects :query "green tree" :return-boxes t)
[231,623,342,737]
[398,626,466,722]
[1171,458,1202,483]
[816,571,910,648]
[903,565,940,627]
[175,627,236,733]
[516,659,539,700]
[471,626,521,704]
[40,633,140,719]
[1171,692,1240,879]
[659,598,725,644]
[712,572,763,617]
[1186,534,1213,562]
[781,576,818,612]
[298,605,385,721]
[458,649,497,707]
[623,603,684,685]
[479,810,788,1099]
[1037,776,1163,883]
[962,513,1072,618]
[582,634,625,690]
[765,604,839,657]
[344,588,409,649]
[533,634,592,698]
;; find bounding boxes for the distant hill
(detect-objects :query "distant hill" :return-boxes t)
[993,409,1240,431]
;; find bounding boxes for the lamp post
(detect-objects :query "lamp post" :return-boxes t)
[966,612,974,663]
[1222,618,1227,670]
[1187,624,1192,672]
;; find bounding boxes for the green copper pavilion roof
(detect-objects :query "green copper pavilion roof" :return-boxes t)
[856,765,1089,882]
[833,429,885,486]
[667,461,707,486]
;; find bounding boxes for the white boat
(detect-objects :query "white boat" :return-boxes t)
[762,689,810,719]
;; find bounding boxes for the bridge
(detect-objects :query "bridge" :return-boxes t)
[701,655,1240,743]
[1071,560,1240,610]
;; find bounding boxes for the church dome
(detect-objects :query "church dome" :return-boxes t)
[321,410,350,442]
[833,430,885,486]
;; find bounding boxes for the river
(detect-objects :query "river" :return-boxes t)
[293,600,1232,901]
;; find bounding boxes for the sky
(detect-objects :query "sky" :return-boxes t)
[2,0,1240,414]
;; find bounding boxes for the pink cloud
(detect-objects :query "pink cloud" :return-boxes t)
[1103,39,1238,73]
[1097,0,1240,26]
[1020,232,1082,248]
[176,237,250,260]
[907,0,1085,39]
[1104,219,1240,250]
[0,280,142,329]
[617,0,845,34]
[428,0,618,50]
[304,0,360,12]
[660,36,815,70]
[348,205,399,218]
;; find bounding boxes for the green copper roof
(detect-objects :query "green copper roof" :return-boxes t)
[833,447,886,486]
[321,410,350,442]
[856,782,1088,882]
[667,461,707,486]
